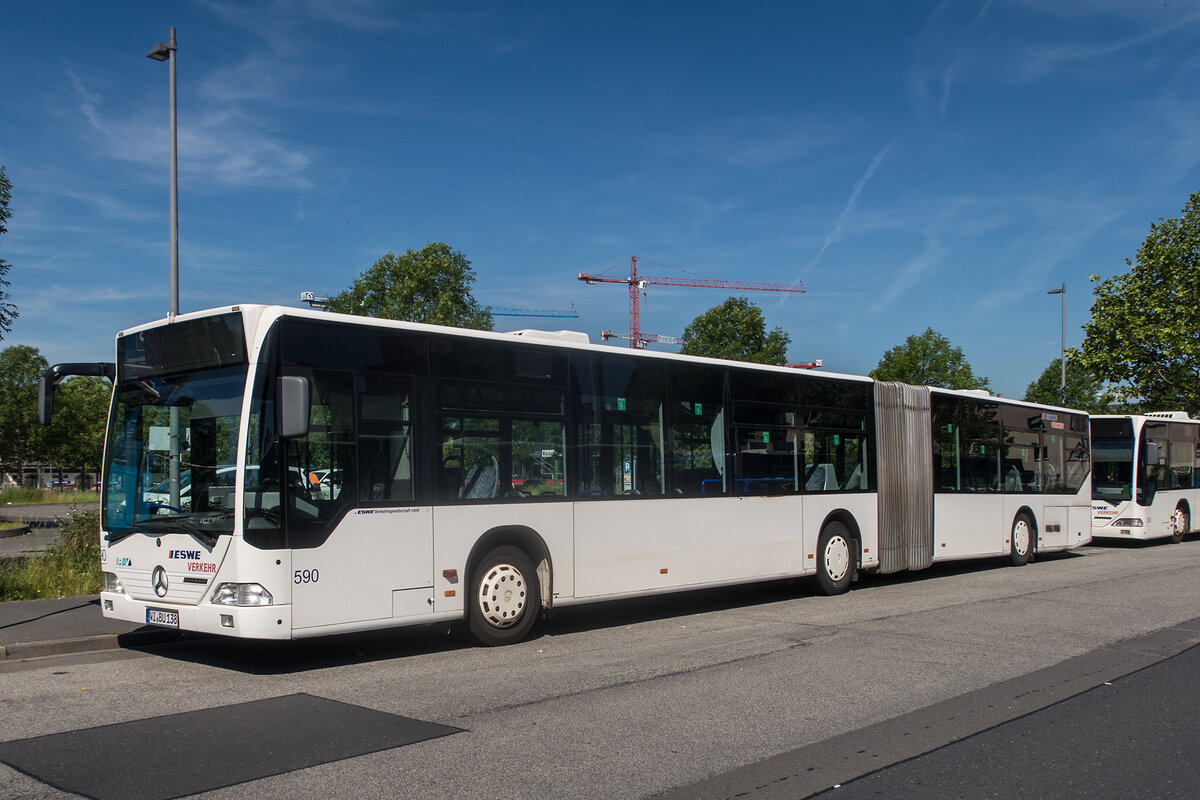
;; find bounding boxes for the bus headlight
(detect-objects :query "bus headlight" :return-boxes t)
[211,583,274,606]
[103,572,126,594]
[1112,518,1144,527]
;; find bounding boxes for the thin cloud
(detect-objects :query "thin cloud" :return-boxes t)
[866,236,948,315]
[60,190,157,224]
[70,70,313,190]
[660,116,847,169]
[797,140,895,282]
[908,0,992,117]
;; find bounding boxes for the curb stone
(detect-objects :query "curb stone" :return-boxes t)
[1,628,191,661]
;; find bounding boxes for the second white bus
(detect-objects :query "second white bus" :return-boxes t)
[1091,412,1200,542]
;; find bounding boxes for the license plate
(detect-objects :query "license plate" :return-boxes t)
[146,607,179,628]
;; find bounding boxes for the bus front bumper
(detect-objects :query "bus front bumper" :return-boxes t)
[100,591,293,639]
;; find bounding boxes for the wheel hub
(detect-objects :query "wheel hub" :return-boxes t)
[1013,521,1030,555]
[478,564,527,629]
[825,536,850,582]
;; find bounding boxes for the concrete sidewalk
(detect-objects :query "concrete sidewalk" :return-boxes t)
[0,594,185,660]
[0,500,100,558]
[0,502,188,660]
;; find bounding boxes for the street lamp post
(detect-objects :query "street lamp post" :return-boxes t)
[148,29,181,511]
[1047,283,1066,406]
[147,28,178,318]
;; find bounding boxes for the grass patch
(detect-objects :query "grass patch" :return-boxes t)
[0,508,103,601]
[0,488,99,505]
[0,520,26,531]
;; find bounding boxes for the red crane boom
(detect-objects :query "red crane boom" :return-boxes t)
[578,255,805,348]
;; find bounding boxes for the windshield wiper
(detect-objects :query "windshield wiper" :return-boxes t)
[157,513,228,549]
[106,528,139,545]
[116,513,231,549]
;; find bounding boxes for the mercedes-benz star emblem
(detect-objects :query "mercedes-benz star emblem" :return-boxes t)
[152,565,169,597]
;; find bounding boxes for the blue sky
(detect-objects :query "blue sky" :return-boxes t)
[2,1,1199,399]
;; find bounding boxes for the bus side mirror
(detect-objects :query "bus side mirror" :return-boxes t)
[37,363,117,425]
[277,376,310,438]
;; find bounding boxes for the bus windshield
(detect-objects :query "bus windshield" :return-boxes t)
[102,313,249,543]
[1091,435,1134,502]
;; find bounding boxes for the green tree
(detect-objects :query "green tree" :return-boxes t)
[870,328,991,390]
[1023,357,1112,412]
[0,344,48,485]
[0,166,20,338]
[679,297,790,365]
[1077,191,1200,414]
[44,376,111,488]
[325,243,493,330]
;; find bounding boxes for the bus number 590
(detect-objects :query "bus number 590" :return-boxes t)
[294,569,320,584]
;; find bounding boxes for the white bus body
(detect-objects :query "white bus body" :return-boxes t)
[1091,413,1200,542]
[58,305,1092,645]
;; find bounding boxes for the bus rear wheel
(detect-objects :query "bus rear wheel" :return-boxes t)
[1171,506,1189,544]
[814,521,854,596]
[1010,513,1034,566]
[467,546,541,646]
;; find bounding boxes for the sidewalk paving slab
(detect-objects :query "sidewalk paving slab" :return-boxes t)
[0,595,184,660]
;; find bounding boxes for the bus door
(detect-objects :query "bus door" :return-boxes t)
[285,370,434,631]
[928,392,1005,559]
[1139,422,1168,533]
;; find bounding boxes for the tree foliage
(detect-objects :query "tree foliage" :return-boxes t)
[1023,357,1112,412]
[679,297,790,365]
[0,166,19,338]
[1077,192,1200,414]
[870,328,990,391]
[0,344,48,484]
[325,243,493,330]
[44,377,111,486]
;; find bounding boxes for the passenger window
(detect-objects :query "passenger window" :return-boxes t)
[439,417,501,501]
[510,420,566,497]
[669,366,726,496]
[1169,422,1194,489]
[1002,432,1041,493]
[802,429,867,492]
[438,415,566,502]
[572,353,666,498]
[735,426,799,494]
[358,377,413,502]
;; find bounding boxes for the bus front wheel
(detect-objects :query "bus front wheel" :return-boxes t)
[467,546,541,646]
[1010,513,1034,566]
[1171,506,1189,544]
[814,521,854,596]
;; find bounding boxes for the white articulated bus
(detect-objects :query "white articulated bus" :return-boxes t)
[40,305,1092,645]
[1091,412,1200,543]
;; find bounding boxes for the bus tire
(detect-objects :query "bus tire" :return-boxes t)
[1171,505,1189,544]
[814,521,854,596]
[467,545,541,646]
[1010,512,1034,566]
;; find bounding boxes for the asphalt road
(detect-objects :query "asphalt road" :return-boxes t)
[3,538,1200,799]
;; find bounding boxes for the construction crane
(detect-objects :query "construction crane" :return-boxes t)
[601,330,685,346]
[490,305,579,318]
[578,255,805,348]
